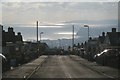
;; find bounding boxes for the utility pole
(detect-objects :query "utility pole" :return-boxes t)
[36,21,39,57]
[72,25,74,51]
[37,21,38,43]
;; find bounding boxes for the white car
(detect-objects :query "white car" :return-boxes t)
[0,53,6,60]
[94,49,119,66]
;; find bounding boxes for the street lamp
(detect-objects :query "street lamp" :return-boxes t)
[40,32,43,43]
[84,25,89,41]
[84,24,90,60]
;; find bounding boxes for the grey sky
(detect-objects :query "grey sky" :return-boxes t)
[2,2,118,24]
[1,0,120,2]
[1,2,118,41]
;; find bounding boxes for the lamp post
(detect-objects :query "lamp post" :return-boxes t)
[40,32,43,43]
[84,24,90,60]
[84,25,89,41]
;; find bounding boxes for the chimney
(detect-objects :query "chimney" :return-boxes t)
[89,37,92,40]
[0,25,3,30]
[102,32,105,37]
[17,32,21,35]
[8,27,14,32]
[112,28,116,32]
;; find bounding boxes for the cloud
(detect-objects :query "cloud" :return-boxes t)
[1,2,118,40]
[55,32,77,35]
[2,2,118,24]
[1,0,120,2]
[39,26,63,28]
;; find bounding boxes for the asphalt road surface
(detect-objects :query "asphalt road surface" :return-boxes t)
[30,55,108,78]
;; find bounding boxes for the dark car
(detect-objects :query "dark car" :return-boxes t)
[94,49,120,67]
[80,48,86,58]
[0,53,10,72]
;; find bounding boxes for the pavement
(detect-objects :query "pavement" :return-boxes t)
[69,55,120,79]
[2,55,48,79]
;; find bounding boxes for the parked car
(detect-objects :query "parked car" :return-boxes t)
[79,48,86,58]
[0,53,6,60]
[0,53,10,72]
[94,49,120,67]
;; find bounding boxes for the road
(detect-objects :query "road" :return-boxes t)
[30,55,108,78]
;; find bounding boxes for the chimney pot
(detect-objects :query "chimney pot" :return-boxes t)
[112,28,116,32]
